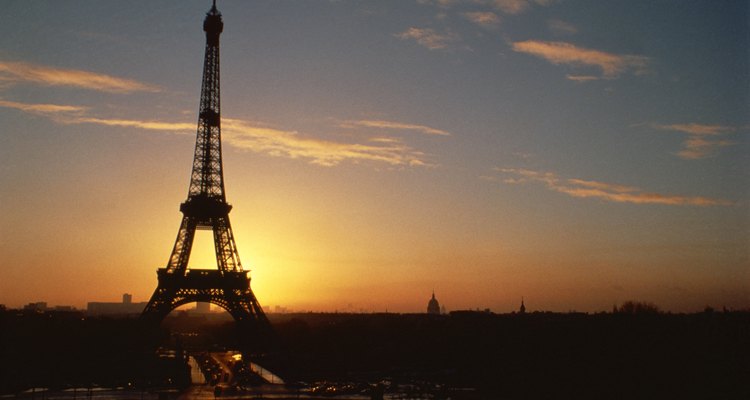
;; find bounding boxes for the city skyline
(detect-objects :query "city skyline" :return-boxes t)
[4,290,535,315]
[0,1,747,313]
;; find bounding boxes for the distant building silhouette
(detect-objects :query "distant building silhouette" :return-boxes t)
[87,293,147,316]
[18,302,77,313]
[427,291,441,315]
[519,297,526,314]
[23,302,48,313]
[274,305,289,314]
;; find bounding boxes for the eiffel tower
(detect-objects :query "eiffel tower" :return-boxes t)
[142,1,271,349]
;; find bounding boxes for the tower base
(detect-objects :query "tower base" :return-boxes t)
[141,268,273,353]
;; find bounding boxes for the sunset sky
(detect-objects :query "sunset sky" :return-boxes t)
[0,0,747,313]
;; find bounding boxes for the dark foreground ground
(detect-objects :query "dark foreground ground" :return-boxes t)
[1,309,748,399]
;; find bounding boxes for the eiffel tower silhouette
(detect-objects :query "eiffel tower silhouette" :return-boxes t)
[142,2,272,349]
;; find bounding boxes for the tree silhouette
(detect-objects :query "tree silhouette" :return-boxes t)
[613,300,661,314]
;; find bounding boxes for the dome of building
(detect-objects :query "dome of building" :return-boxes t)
[427,291,440,315]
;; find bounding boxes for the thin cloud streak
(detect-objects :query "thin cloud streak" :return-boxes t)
[0,99,190,132]
[419,0,550,15]
[676,136,735,160]
[657,123,734,136]
[69,115,432,167]
[490,0,534,14]
[498,168,733,206]
[341,119,451,136]
[566,75,601,82]
[0,60,159,93]
[395,27,458,50]
[655,123,736,160]
[487,0,553,15]
[71,117,194,132]
[548,19,578,36]
[0,99,87,115]
[0,98,430,167]
[511,40,648,78]
[223,118,429,167]
[463,12,501,29]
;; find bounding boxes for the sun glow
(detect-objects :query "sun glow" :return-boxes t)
[185,230,223,271]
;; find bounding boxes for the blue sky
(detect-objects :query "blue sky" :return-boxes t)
[0,0,747,312]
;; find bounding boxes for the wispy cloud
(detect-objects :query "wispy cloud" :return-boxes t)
[417,0,460,8]
[497,168,733,206]
[74,116,433,167]
[70,117,194,132]
[340,119,451,136]
[548,19,578,36]
[0,99,87,115]
[463,11,501,29]
[395,27,458,50]
[489,0,552,15]
[511,40,649,79]
[0,98,431,167]
[656,123,734,136]
[565,75,601,82]
[0,99,191,131]
[654,123,736,159]
[419,0,551,15]
[490,0,532,14]
[221,118,430,167]
[0,60,159,93]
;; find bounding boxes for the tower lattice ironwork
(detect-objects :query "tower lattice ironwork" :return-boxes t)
[142,2,271,347]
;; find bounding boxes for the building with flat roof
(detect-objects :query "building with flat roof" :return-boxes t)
[87,293,147,316]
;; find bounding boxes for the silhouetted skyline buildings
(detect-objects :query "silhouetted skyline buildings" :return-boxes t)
[88,293,147,316]
[3,304,748,399]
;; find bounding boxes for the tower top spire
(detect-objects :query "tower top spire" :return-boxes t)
[204,0,223,43]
